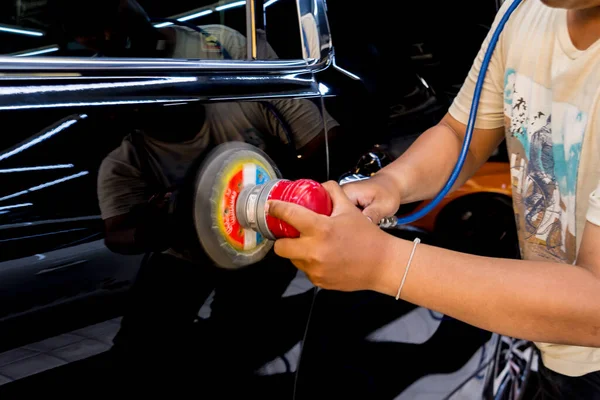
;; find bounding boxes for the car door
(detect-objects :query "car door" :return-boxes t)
[0,0,334,394]
[0,109,146,350]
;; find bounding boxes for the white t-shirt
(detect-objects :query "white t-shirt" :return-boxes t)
[449,0,600,377]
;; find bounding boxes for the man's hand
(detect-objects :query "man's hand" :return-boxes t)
[342,173,403,224]
[267,181,395,291]
[104,190,176,255]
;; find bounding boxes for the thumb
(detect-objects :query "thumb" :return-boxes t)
[341,181,369,207]
[361,203,388,225]
[266,199,322,234]
[321,181,357,214]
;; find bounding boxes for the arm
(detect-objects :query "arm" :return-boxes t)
[104,214,139,255]
[267,182,600,348]
[376,113,505,204]
[103,191,174,255]
[98,145,173,255]
[374,220,600,347]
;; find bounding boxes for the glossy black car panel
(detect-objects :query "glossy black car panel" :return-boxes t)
[0,1,336,394]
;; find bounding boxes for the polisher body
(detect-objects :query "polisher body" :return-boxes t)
[237,178,333,240]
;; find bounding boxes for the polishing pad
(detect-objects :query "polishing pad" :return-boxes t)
[193,142,282,269]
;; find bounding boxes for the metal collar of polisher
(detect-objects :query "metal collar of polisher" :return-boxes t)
[236,179,283,241]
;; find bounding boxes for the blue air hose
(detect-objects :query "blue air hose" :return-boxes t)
[392,0,522,226]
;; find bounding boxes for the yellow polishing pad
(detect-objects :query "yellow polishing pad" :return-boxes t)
[193,142,281,269]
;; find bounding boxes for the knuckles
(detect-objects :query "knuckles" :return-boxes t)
[304,245,324,265]
[316,220,333,236]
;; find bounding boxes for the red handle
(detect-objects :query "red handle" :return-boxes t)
[265,179,333,238]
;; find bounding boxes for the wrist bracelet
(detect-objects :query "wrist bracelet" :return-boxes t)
[395,237,420,301]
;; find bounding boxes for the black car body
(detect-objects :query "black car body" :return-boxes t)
[0,0,527,398]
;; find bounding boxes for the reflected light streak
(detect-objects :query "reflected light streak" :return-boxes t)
[0,191,28,202]
[154,9,214,27]
[0,24,43,37]
[264,0,278,7]
[179,9,214,21]
[0,77,197,96]
[0,228,86,243]
[318,83,330,95]
[1,99,197,111]
[14,46,59,57]
[0,171,89,202]
[29,171,89,191]
[0,203,33,211]
[216,1,246,11]
[0,117,85,162]
[0,211,8,215]
[332,58,361,81]
[0,164,74,173]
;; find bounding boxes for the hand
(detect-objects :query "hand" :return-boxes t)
[132,190,176,252]
[342,172,402,224]
[267,181,397,292]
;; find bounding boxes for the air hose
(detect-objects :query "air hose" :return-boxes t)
[387,0,522,226]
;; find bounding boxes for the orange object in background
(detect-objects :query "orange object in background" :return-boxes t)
[388,160,519,260]
[409,162,513,232]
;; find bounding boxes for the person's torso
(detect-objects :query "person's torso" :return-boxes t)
[500,0,600,377]
[502,0,600,265]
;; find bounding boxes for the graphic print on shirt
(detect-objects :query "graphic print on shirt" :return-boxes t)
[504,68,588,263]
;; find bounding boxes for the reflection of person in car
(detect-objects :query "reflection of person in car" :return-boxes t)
[58,1,341,383]
[96,99,337,379]
[91,70,337,385]
[53,0,277,59]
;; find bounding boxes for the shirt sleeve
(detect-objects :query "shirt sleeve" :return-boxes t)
[448,0,517,130]
[586,181,600,226]
[97,140,149,220]
[263,98,340,149]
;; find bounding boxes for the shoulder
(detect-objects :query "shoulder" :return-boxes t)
[496,0,558,37]
[200,24,245,39]
[98,134,142,180]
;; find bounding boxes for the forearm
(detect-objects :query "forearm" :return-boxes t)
[375,113,505,204]
[105,228,145,255]
[376,122,478,204]
[375,236,600,347]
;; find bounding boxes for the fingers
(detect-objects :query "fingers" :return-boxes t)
[338,181,384,223]
[341,182,366,207]
[267,199,323,234]
[273,237,309,261]
[362,204,387,225]
[321,181,355,214]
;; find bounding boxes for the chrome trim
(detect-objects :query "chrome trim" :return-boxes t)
[0,57,310,72]
[332,55,361,81]
[297,0,333,65]
[0,0,334,74]
[0,71,321,111]
[338,174,370,186]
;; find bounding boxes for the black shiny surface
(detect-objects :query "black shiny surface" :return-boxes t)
[0,1,332,395]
